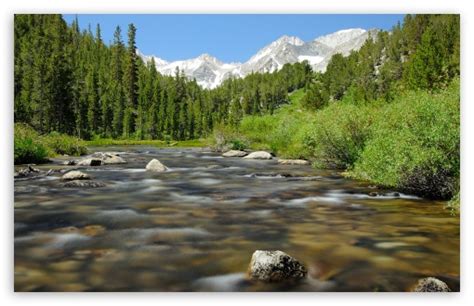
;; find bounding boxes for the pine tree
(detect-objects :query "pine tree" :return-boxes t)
[123,23,138,137]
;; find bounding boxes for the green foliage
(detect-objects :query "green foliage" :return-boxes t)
[229,139,247,151]
[41,132,88,156]
[234,89,313,158]
[303,103,375,168]
[14,124,48,164]
[350,79,460,199]
[14,15,313,142]
[14,123,87,164]
[447,191,460,213]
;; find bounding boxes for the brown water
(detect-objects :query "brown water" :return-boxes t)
[14,146,460,292]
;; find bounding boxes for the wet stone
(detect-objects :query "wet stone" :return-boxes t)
[146,159,168,172]
[222,150,248,157]
[243,151,273,160]
[61,170,90,181]
[411,277,451,292]
[248,250,307,282]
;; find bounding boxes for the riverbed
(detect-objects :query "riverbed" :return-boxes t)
[14,146,460,291]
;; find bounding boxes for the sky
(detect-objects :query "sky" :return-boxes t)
[63,14,405,63]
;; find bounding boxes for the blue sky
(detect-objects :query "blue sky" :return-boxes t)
[63,14,405,63]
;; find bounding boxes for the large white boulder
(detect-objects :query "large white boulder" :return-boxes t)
[146,159,168,172]
[248,250,307,282]
[222,150,248,157]
[243,151,273,160]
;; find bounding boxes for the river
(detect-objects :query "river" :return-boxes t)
[14,146,460,291]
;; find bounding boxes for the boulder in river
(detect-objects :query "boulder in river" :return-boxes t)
[63,180,106,188]
[222,150,248,157]
[411,277,451,292]
[102,155,127,165]
[243,151,273,160]
[146,159,168,172]
[61,170,91,181]
[77,158,102,166]
[62,159,77,166]
[248,250,307,282]
[16,165,41,177]
[277,159,310,165]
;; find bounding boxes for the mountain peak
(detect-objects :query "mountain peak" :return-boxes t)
[274,35,305,46]
[315,28,367,48]
[143,28,374,89]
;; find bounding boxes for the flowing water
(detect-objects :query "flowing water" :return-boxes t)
[14,146,460,292]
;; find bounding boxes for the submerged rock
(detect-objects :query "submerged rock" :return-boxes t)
[247,172,293,178]
[222,150,248,157]
[146,159,168,172]
[248,250,307,282]
[63,180,106,188]
[277,159,310,165]
[243,151,273,160]
[77,158,102,166]
[61,170,90,181]
[411,277,451,292]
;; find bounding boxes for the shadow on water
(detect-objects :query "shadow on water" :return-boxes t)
[14,146,460,291]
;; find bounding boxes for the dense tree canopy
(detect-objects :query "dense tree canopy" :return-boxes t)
[14,14,459,140]
[14,14,312,140]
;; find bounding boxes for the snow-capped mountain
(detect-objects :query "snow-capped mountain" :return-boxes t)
[140,28,378,89]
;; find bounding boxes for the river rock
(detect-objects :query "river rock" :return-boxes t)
[277,159,310,165]
[146,159,168,172]
[411,277,451,292]
[243,151,273,160]
[77,158,102,166]
[16,165,41,177]
[62,159,77,166]
[61,170,91,181]
[222,150,248,157]
[248,250,307,282]
[63,180,106,188]
[102,155,127,164]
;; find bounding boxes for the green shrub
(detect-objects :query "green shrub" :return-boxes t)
[14,123,88,164]
[229,139,247,151]
[448,191,460,213]
[41,132,88,156]
[235,89,315,158]
[210,122,246,151]
[350,79,460,199]
[14,123,48,164]
[302,103,376,168]
[239,115,278,147]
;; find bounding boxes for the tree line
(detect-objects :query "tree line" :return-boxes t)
[14,14,313,140]
[301,14,460,109]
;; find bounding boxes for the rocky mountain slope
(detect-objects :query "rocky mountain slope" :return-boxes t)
[140,28,378,89]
